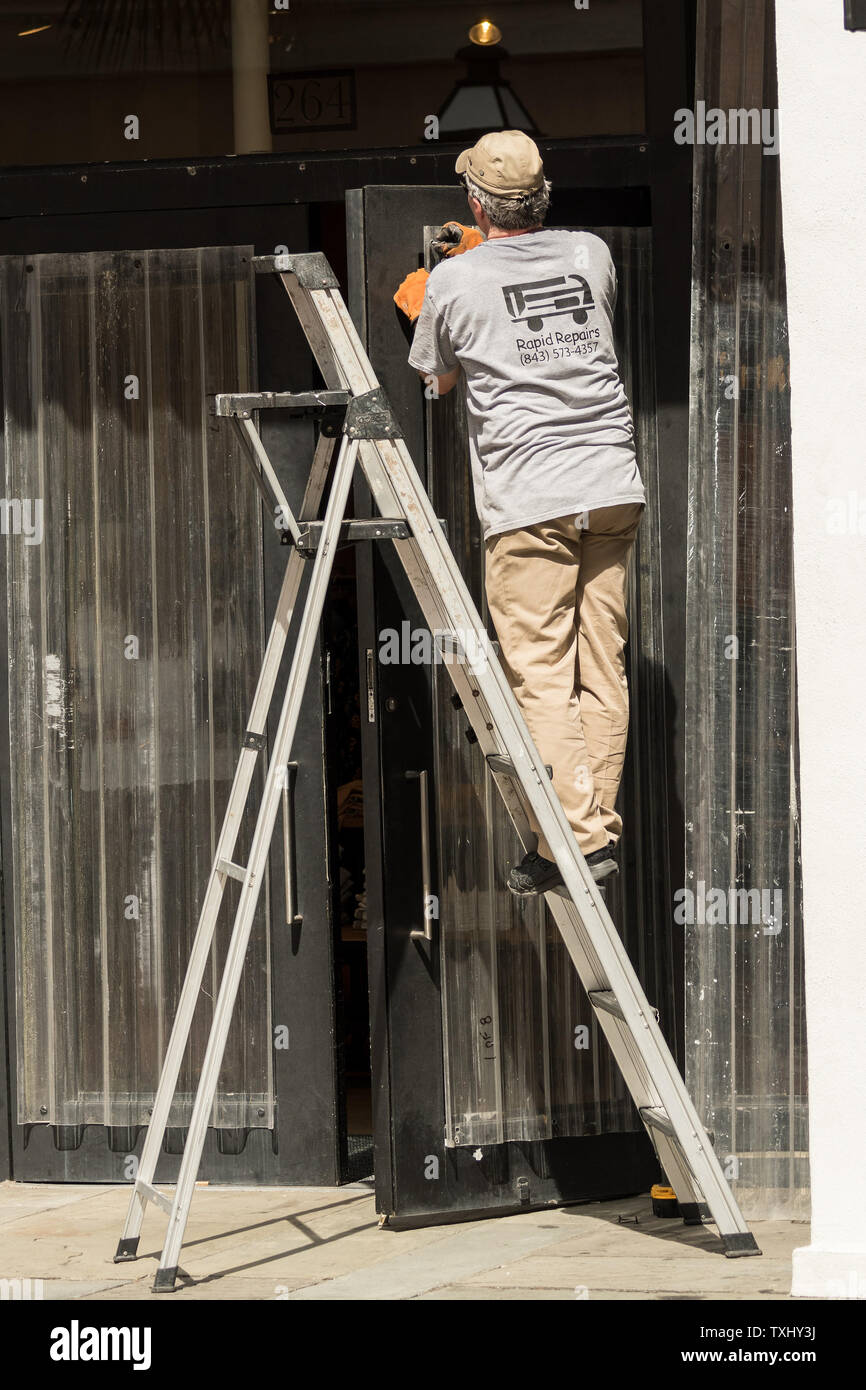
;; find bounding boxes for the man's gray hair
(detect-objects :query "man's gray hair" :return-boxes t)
[463,174,552,231]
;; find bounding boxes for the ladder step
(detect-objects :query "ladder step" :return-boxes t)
[590,989,660,1024]
[486,752,553,779]
[217,858,248,883]
[295,518,411,552]
[589,989,626,1020]
[640,1106,676,1139]
[135,1180,173,1216]
[213,389,349,417]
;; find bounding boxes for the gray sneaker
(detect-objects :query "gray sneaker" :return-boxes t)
[507,851,563,896]
[507,841,619,897]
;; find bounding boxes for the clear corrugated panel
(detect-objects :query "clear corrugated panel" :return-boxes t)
[685,0,807,1217]
[425,226,673,1147]
[2,246,272,1130]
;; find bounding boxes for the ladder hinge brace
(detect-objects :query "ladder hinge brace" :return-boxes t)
[255,251,340,290]
[343,388,403,441]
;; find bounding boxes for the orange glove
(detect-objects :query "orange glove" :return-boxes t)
[394,225,483,321]
[432,222,484,259]
[394,267,429,322]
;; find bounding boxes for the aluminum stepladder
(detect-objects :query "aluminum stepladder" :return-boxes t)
[114,251,760,1291]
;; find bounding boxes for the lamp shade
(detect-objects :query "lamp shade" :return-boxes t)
[436,45,539,140]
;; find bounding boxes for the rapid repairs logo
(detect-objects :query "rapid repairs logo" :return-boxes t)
[49,1320,152,1371]
[501,274,595,332]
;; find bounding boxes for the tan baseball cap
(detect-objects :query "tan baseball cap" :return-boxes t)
[455,130,544,197]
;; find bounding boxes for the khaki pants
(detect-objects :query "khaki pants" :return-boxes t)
[484,503,644,860]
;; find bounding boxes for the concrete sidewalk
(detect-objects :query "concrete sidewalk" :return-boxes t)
[0,1181,804,1300]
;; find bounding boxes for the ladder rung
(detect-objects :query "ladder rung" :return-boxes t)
[589,989,625,1020]
[641,1106,676,1139]
[487,753,553,779]
[217,858,247,883]
[213,390,349,417]
[295,518,411,552]
[590,989,659,1024]
[135,1180,173,1216]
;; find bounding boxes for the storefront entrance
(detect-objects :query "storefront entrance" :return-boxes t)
[0,121,692,1220]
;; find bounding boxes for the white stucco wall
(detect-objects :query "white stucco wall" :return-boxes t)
[774,3,866,1299]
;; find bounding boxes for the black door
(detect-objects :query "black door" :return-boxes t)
[349,184,675,1222]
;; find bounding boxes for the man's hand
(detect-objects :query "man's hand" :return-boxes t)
[394,267,429,323]
[417,367,461,396]
[395,224,482,321]
[431,222,484,263]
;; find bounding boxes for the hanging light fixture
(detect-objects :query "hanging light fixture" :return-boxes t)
[435,22,539,141]
[468,19,502,46]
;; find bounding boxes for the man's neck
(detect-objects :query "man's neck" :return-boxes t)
[486,224,544,240]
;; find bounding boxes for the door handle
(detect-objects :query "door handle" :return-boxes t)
[281,761,302,926]
[405,769,434,940]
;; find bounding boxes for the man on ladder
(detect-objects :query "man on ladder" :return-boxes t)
[396,130,646,897]
[116,230,759,1290]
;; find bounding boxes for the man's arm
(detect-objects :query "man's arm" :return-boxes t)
[416,366,461,396]
[403,271,460,394]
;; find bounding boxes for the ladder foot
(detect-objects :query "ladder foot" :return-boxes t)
[113,1237,140,1263]
[722,1232,762,1258]
[152,1266,180,1293]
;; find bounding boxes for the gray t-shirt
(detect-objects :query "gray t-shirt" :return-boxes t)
[408,227,646,539]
